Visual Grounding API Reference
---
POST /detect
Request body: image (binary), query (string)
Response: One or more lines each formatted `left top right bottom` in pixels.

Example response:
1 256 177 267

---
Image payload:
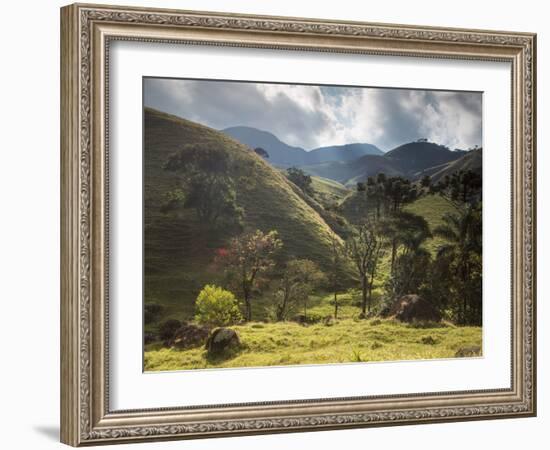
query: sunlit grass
144 318 481 371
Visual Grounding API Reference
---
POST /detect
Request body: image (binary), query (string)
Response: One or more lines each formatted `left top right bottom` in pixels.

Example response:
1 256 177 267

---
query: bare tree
274 260 325 321
345 221 385 316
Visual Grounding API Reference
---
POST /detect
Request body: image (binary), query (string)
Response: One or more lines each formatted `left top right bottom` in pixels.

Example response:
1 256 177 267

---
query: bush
158 319 182 341
195 285 242 327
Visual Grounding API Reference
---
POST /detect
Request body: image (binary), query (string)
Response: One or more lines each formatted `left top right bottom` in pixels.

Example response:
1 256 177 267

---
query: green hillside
404 194 457 256
310 176 350 207
429 149 482 183
144 108 341 319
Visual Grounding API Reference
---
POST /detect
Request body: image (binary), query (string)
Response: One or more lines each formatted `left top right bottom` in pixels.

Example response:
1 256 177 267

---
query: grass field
145 290 482 371
145 317 481 371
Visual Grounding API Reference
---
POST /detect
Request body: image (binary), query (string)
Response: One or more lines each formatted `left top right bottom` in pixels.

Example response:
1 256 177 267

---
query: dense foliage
194 285 243 327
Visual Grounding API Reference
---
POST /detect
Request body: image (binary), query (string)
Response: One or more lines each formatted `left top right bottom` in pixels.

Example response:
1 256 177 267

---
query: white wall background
0 0 546 449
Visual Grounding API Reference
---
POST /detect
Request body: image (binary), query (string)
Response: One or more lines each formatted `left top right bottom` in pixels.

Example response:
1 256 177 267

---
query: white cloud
144 78 482 151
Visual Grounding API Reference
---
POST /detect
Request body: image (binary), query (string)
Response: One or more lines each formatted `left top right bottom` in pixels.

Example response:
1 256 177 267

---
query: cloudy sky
144 78 482 152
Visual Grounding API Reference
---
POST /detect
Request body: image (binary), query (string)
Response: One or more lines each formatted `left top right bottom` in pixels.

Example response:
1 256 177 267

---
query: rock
205 328 240 355
420 335 438 345
168 323 210 349
455 346 482 357
323 316 335 326
292 314 309 325
158 319 182 341
389 294 441 323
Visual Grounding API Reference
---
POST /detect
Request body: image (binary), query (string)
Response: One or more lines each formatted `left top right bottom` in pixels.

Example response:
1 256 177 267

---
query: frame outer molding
61 3 536 446
61 4 80 446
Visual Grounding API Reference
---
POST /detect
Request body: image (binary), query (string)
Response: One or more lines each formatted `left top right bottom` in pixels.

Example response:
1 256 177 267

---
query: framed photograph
60 3 536 446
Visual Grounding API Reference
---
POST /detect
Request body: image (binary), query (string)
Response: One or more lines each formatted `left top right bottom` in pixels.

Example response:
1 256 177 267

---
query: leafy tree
432 169 482 209
383 177 418 212
163 143 242 227
381 211 431 274
273 259 325 321
253 147 269 159
433 204 482 325
345 221 386 316
385 249 431 300
357 174 420 221
159 188 186 214
421 175 431 188
194 285 242 327
287 167 313 196
218 230 282 321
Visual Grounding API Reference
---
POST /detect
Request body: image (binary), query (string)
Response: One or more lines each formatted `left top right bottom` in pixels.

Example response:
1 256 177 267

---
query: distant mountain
223 126 476 186
222 126 309 167
308 143 383 163
222 126 382 167
302 144 474 186
384 141 464 175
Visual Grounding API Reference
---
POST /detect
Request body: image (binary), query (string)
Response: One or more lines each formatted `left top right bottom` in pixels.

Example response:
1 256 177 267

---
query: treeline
284 167 483 325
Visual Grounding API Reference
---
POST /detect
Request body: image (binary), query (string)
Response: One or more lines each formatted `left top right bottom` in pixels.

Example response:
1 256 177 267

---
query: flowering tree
218 230 282 321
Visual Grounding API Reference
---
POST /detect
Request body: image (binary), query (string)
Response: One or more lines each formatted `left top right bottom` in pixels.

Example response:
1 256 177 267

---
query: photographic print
143 78 483 371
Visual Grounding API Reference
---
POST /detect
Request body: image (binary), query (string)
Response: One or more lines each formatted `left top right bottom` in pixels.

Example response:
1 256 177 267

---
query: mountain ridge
222 126 383 167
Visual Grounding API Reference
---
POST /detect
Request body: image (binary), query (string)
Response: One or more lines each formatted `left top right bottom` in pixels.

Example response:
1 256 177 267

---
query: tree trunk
367 284 373 313
390 239 397 274
244 290 252 321
361 274 367 315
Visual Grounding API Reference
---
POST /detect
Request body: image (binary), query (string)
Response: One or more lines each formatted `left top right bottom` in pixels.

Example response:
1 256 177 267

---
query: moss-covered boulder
205 327 240 356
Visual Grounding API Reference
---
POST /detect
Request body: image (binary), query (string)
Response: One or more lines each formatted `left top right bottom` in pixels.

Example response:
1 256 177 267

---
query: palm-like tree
434 204 482 325
384 212 432 299
382 211 432 273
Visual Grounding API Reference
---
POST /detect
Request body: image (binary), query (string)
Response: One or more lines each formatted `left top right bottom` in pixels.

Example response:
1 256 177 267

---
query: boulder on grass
389 294 441 323
158 319 182 341
205 328 240 356
168 323 210 349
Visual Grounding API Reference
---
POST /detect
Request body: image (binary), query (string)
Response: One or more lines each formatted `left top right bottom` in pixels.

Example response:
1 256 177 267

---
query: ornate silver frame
60 3 536 446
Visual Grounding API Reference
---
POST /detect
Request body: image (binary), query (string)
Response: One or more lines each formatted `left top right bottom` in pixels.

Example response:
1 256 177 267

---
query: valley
143 107 483 371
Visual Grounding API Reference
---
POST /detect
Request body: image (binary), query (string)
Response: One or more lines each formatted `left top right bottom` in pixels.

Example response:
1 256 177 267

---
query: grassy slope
404 194 457 255
145 108 341 320
145 318 482 370
430 149 482 183
310 176 350 206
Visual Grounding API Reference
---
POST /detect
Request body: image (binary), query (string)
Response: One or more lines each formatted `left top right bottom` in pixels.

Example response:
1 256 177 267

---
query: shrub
158 319 182 341
195 285 242 327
